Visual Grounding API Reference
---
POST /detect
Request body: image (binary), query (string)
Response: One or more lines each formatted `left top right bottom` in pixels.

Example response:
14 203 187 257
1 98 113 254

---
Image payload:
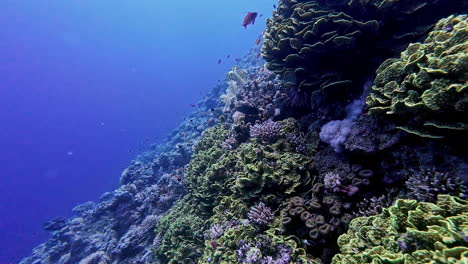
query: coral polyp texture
366 15 468 138
332 195 468 264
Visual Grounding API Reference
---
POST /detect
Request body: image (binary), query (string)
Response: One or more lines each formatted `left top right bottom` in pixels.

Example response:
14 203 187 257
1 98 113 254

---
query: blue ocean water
0 1 273 262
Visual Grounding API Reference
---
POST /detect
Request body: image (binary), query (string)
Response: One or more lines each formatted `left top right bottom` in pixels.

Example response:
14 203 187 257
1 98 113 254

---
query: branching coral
247 202 274 226
404 167 467 202
250 120 283 144
366 15 468 138
332 195 468 264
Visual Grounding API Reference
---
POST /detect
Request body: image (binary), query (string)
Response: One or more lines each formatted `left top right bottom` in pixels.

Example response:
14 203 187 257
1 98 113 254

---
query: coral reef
247 202 274 226
262 1 379 100
332 195 468 264
19 8 468 264
155 197 206 264
366 15 468 138
18 56 228 264
250 119 283 143
261 0 465 106
404 167 467 202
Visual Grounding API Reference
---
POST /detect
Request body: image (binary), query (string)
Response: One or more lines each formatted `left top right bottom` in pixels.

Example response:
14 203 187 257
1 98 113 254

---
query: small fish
217 59 221 64
255 38 261 45
273 4 276 8
259 14 263 18
235 58 240 62
190 104 196 107
242 12 258 28
227 54 230 59
256 52 261 59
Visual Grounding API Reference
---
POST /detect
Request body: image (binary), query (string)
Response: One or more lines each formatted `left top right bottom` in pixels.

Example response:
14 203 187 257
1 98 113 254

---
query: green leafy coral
156 121 320 263
185 121 313 215
332 195 468 264
366 15 468 138
262 1 379 94
155 197 206 264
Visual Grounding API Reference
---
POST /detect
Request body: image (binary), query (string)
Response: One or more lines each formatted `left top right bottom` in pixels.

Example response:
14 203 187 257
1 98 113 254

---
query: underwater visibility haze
2 0 468 264
1 0 272 262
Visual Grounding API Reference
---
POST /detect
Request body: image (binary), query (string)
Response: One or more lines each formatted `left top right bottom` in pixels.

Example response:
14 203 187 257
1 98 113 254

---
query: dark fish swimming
242 12 258 28
217 59 221 64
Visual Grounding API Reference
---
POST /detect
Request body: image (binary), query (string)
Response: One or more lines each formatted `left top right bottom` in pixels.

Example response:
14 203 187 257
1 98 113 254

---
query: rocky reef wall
20 2 468 264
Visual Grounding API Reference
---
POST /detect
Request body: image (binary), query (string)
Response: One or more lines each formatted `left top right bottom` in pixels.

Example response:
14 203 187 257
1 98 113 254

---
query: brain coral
262 1 379 99
332 194 468 264
366 15 468 138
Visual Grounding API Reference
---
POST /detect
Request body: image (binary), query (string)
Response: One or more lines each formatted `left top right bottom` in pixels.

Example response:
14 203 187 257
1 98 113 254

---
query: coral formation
247 202 274 226
366 15 468 138
332 195 468 264
155 198 206 264
19 8 468 264
262 1 379 99
404 167 467 202
250 119 283 143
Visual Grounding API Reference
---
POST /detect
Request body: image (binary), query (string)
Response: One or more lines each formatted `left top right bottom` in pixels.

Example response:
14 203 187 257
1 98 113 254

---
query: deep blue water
0 1 273 262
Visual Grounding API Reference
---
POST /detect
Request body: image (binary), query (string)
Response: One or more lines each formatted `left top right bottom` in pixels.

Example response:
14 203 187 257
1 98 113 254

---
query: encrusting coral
366 15 468 138
332 194 468 264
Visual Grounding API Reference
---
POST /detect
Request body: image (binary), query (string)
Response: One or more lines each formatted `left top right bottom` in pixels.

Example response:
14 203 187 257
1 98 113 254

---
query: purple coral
247 202 274 226
237 241 260 264
250 120 282 143
209 223 225 240
323 172 341 189
405 168 467 202
208 220 240 240
267 245 291 264
237 240 292 264
286 132 307 153
356 195 393 216
221 136 238 150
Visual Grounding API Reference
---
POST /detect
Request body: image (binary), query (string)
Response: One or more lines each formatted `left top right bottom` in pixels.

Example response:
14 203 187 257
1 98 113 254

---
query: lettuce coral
156 121 319 264
332 195 468 264
262 1 379 98
155 197 206 264
366 15 468 138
